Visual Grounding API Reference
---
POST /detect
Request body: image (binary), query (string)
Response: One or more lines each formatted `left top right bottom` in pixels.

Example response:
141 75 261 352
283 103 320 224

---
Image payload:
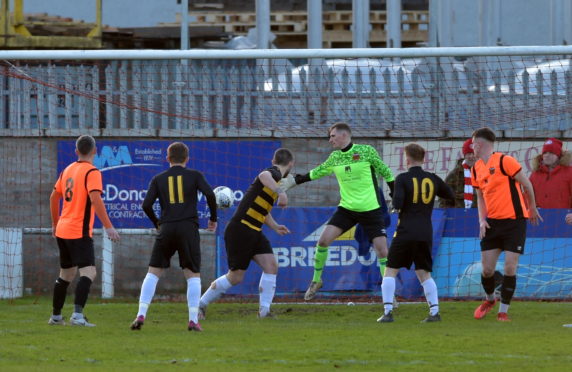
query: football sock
312 245 329 282
421 278 440 316
481 274 496 301
378 257 387 277
52 277 70 316
500 275 516 309
259 272 277 312
199 275 232 307
381 276 396 315
187 277 201 323
499 303 510 313
73 276 92 315
137 272 159 318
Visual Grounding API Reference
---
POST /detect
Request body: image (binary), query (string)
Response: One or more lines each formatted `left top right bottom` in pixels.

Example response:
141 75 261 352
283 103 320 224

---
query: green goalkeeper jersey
309 143 395 212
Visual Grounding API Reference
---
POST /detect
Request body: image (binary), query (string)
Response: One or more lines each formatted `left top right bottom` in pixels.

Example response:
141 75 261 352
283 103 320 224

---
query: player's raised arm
141 177 160 229
259 170 288 207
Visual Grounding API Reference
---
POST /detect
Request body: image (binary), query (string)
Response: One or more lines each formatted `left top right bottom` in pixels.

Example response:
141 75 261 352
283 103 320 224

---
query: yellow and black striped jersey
231 166 282 231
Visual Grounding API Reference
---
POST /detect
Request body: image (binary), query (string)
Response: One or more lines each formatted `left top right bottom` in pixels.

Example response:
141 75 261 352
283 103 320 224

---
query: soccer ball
214 186 235 209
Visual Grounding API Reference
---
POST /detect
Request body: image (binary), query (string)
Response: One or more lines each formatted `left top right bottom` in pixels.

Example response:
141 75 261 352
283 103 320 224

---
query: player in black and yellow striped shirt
199 148 294 318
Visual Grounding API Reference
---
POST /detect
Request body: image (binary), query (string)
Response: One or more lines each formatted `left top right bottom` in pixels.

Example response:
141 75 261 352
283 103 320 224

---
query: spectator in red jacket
529 138 572 208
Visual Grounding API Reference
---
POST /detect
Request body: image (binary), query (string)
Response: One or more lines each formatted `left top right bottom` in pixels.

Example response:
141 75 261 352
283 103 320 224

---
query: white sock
137 273 159 318
421 278 439 316
499 303 510 313
486 292 495 301
259 273 277 313
199 275 232 307
187 277 201 323
381 277 396 314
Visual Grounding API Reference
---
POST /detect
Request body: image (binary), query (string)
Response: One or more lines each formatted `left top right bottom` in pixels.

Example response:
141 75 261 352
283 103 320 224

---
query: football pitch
1 298 571 371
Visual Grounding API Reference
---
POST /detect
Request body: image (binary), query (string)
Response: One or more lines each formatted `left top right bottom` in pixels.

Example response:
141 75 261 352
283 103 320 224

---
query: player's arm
90 191 120 241
475 189 489 239
391 174 406 212
366 145 396 194
281 153 336 191
435 174 455 200
259 170 287 207
196 172 217 231
141 177 160 229
439 170 458 207
49 189 62 238
513 171 543 225
264 213 290 236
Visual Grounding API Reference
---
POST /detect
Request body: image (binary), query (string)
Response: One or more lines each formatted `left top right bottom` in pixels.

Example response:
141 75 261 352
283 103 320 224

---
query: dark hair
472 127 496 143
328 122 352 136
167 142 189 163
273 148 294 166
404 143 425 162
76 135 96 156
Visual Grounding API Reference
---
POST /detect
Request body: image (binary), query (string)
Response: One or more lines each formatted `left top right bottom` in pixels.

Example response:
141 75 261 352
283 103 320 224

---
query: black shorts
149 220 201 272
387 236 433 272
225 220 273 271
56 237 95 269
328 206 387 240
481 218 527 254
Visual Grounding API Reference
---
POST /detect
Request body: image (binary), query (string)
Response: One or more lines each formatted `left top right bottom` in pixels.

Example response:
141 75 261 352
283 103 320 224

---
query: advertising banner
57 140 281 228
216 207 446 298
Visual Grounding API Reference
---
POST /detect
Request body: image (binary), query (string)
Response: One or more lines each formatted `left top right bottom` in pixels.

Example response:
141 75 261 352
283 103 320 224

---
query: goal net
0 47 571 302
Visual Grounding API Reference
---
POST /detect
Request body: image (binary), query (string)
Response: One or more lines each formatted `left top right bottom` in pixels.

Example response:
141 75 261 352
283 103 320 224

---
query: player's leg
253 251 278 317
70 237 97 327
303 224 342 300
378 267 398 323
497 219 526 322
200 222 252 316
416 270 440 322
305 208 355 300
362 208 389 278
413 241 440 322
131 266 163 330
49 238 76 325
132 227 173 330
497 251 520 322
474 248 502 319
181 224 203 331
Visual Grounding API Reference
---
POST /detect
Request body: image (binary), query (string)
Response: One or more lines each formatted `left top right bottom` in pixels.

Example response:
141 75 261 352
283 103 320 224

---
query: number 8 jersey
392 166 454 241
53 161 103 239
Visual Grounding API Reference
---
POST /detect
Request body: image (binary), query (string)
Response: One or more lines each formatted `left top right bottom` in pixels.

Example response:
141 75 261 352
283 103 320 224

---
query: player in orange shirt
48 135 119 327
470 127 542 322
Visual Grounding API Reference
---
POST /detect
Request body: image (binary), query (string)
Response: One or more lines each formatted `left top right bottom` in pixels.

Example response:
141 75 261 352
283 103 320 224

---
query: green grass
1 298 571 371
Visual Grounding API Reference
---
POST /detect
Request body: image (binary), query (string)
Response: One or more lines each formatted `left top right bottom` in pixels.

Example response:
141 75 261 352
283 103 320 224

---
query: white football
214 186 235 209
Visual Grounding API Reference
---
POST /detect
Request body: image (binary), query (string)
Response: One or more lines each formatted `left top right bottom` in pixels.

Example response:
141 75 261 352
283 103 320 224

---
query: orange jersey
471 152 529 219
54 161 103 239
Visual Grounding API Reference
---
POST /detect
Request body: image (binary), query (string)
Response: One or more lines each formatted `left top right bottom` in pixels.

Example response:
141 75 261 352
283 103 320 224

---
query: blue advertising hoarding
57 140 281 228
216 207 571 299
216 207 446 298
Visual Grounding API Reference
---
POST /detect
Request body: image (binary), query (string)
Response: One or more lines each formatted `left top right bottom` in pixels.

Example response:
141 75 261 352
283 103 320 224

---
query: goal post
0 46 571 301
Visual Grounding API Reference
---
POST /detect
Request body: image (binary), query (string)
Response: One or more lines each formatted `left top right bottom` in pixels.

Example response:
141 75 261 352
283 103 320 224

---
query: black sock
74 276 93 314
501 275 517 305
481 275 496 296
52 277 70 316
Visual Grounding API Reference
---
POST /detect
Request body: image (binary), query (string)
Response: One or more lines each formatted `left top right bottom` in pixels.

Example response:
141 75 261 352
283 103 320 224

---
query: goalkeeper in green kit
281 122 395 300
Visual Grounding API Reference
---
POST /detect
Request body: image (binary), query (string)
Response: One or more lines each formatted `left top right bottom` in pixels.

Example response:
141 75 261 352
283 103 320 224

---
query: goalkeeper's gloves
279 174 297 192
